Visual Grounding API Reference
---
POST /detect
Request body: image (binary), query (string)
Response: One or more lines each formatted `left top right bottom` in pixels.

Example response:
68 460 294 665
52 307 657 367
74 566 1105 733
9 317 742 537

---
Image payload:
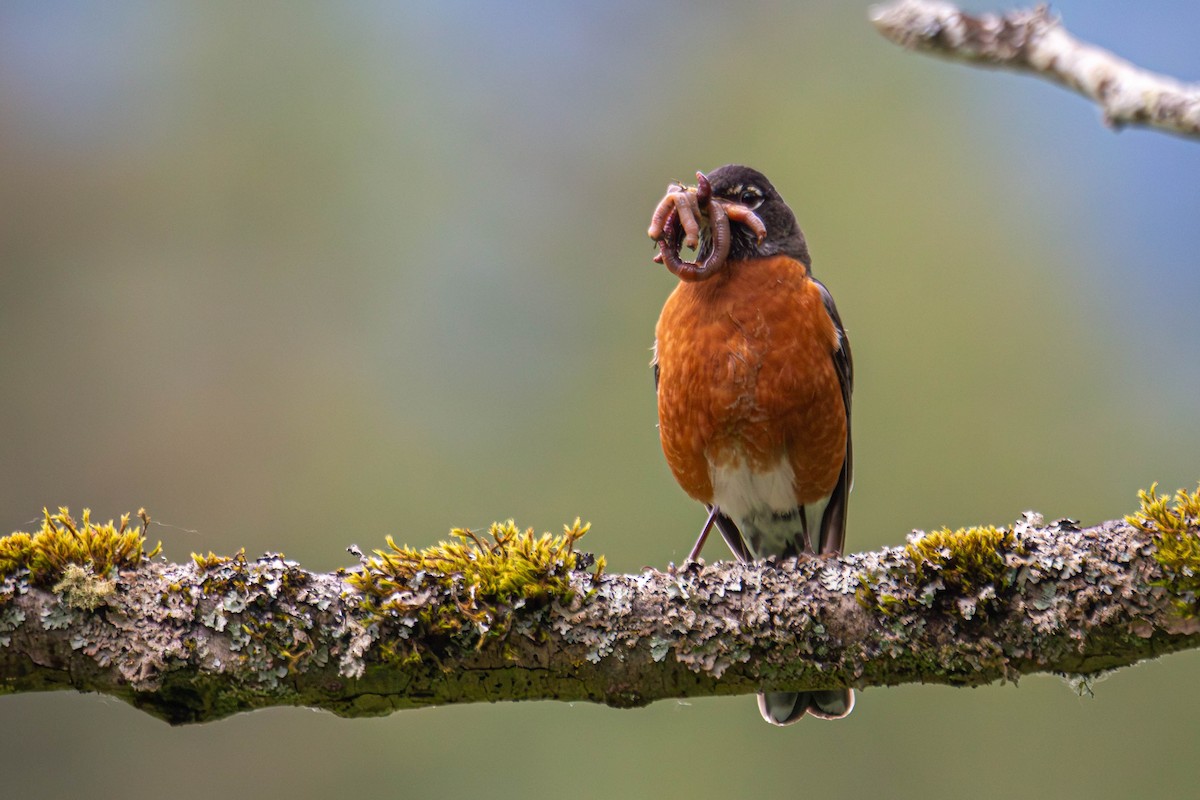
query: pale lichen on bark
871 0 1200 139
0 511 1198 725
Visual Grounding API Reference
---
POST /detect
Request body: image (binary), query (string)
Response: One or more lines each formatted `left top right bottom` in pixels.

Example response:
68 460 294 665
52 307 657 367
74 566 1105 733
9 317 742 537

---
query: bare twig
871 0 1200 139
0 512 1196 725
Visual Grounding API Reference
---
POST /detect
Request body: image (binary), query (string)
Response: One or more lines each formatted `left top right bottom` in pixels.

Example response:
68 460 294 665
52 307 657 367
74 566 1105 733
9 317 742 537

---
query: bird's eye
739 188 763 208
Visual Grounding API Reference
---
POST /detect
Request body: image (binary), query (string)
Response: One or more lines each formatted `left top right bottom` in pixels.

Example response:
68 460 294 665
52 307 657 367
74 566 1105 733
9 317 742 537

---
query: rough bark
871 0 1200 139
0 513 1195 725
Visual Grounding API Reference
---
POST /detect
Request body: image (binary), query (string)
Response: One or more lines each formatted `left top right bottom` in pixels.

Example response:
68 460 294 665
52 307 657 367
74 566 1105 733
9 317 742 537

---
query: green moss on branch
0 507 160 587
858 524 1020 619
344 519 604 663
1129 482 1200 617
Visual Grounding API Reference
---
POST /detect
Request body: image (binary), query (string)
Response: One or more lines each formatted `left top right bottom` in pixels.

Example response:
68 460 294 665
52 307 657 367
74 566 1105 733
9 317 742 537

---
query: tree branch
1 510 1197 725
870 0 1200 139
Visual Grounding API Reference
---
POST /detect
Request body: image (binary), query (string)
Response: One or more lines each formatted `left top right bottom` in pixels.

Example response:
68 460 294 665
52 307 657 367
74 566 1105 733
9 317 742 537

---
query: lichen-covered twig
871 0 1200 139
0 495 1198 726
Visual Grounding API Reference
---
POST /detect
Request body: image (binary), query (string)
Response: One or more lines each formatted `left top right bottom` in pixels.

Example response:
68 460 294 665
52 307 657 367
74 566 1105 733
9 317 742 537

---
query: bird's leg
686 505 720 564
797 507 814 556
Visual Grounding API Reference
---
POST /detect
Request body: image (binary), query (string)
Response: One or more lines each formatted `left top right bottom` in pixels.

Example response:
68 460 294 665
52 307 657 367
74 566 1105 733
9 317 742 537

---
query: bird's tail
758 689 854 725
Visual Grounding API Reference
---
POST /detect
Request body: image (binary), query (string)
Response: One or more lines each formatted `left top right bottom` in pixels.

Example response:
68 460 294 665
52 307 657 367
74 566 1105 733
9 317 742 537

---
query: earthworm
658 199 730 282
694 170 712 206
656 172 732 282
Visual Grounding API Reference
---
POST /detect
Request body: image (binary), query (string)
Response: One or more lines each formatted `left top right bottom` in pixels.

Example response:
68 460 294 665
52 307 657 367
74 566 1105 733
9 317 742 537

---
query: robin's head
705 165 811 267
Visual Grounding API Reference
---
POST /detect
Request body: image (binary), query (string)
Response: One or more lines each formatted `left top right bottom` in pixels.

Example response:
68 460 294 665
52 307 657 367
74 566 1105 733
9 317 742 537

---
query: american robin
648 164 854 724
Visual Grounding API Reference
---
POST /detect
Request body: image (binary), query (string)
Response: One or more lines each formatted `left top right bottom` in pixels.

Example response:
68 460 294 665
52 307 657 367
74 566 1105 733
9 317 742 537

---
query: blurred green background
2 2 1199 798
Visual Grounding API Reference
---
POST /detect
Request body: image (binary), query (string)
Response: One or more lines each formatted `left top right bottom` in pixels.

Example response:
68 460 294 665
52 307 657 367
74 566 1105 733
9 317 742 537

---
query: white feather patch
710 457 796 523
710 455 831 558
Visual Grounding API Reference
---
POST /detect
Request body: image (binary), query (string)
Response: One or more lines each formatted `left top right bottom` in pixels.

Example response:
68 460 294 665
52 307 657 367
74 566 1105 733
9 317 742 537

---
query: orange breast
654 255 846 506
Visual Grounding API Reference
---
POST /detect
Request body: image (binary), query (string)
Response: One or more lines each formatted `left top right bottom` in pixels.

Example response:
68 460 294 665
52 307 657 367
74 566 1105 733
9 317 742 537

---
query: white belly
710 455 829 558
710 457 796 524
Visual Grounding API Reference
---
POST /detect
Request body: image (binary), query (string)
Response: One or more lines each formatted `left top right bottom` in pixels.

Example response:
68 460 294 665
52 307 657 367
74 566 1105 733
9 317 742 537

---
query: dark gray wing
814 277 853 556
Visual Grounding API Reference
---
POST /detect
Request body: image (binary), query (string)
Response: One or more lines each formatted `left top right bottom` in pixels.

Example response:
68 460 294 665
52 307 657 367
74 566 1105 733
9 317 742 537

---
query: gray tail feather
758 689 854 725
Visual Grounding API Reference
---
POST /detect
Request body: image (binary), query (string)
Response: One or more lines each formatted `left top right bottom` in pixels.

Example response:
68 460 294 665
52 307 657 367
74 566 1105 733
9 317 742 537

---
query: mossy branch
1 491 1199 726
871 1 1200 140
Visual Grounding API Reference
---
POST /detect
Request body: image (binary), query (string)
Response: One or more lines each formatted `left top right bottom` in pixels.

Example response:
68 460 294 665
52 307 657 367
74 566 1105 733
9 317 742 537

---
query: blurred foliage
1 2 1199 799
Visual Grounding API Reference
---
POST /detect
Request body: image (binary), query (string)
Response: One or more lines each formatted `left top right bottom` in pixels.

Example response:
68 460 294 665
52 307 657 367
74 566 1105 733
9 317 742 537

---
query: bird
648 164 854 724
